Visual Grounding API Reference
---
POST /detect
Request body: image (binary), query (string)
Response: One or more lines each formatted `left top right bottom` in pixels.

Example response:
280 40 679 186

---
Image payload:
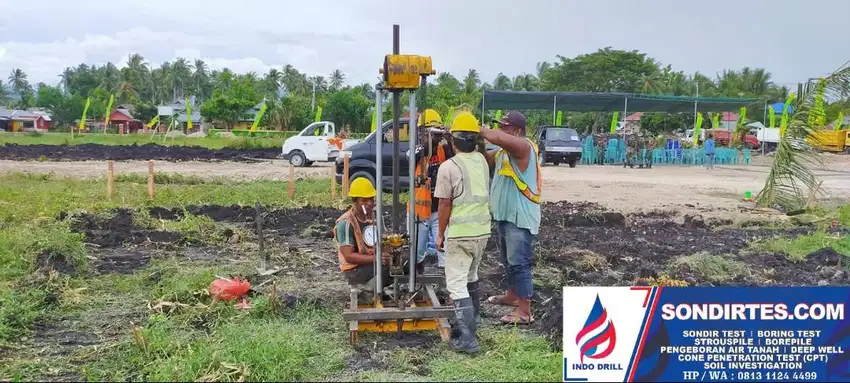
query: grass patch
751 232 850 262
672 252 750 283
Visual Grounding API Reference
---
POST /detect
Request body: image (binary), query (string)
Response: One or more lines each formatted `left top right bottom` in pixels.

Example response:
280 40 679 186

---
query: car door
379 121 411 187
303 122 329 161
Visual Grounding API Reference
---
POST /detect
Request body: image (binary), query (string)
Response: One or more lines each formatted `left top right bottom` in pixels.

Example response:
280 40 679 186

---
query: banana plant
756 69 850 210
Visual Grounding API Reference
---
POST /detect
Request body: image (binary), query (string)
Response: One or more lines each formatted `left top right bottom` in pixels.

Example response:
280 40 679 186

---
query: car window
301 123 324 136
383 123 410 143
546 129 579 141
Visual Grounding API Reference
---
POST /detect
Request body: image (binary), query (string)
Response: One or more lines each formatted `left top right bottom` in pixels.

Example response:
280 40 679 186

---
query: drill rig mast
342 24 452 345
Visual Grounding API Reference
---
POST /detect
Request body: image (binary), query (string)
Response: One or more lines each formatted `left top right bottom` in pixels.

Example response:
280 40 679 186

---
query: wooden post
330 165 337 199
147 160 155 200
288 163 295 198
342 154 350 196
107 161 114 199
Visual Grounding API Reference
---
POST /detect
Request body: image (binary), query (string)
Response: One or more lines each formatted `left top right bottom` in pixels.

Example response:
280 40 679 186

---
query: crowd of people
332 109 541 354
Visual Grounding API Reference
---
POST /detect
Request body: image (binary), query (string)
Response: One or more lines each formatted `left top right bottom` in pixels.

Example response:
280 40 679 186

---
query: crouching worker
334 177 391 302
435 112 491 354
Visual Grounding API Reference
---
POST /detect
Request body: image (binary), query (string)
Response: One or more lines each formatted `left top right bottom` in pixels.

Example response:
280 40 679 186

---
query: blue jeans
409 211 445 266
496 220 536 299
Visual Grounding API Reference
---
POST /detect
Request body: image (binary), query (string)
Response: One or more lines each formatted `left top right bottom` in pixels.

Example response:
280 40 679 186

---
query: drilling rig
342 24 453 344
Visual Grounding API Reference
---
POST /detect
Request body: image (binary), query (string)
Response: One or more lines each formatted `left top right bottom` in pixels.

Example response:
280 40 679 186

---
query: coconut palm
756 68 850 210
8 68 29 95
0 80 11 105
329 69 345 92
493 73 512 90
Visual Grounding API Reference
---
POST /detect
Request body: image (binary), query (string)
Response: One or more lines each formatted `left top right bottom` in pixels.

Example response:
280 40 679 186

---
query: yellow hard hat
349 177 376 198
450 112 480 133
418 109 443 127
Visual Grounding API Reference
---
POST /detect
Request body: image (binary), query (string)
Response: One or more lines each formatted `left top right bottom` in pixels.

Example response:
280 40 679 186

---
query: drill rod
374 88 384 300
407 92 417 293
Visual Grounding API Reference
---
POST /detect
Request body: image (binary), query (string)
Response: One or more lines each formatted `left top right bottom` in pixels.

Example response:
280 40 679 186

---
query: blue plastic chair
742 148 751 164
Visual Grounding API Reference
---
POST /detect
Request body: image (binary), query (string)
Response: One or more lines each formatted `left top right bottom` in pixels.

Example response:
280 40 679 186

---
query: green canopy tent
477 90 761 124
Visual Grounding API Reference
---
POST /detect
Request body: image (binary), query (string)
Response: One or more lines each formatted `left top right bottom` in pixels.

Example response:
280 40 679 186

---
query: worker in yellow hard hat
408 109 454 273
333 177 390 302
478 111 539 325
434 112 491 354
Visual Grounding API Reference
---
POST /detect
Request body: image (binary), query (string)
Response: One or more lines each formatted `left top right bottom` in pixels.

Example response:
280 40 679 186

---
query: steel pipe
408 92 417 292
374 88 384 298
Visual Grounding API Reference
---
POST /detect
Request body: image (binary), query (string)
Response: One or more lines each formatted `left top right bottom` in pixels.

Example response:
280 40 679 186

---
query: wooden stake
331 165 337 199
288 163 295 198
342 154 350 196
147 160 155 200
107 161 114 199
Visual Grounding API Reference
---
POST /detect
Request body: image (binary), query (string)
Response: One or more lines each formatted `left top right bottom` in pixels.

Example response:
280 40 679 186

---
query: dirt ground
4 153 849 218
41 203 849 364
0 143 282 162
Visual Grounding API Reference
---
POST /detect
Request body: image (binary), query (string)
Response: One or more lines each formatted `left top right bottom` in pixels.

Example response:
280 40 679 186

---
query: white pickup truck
281 121 362 167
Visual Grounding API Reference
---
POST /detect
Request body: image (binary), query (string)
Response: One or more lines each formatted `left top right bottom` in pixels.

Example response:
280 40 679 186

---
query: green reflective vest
446 152 491 239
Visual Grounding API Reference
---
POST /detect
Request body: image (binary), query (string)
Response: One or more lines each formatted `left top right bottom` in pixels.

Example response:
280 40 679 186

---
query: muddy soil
0 143 281 162
57 203 849 354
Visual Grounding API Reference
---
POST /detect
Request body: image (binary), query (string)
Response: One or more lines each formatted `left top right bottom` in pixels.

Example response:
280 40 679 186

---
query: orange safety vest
408 145 448 219
333 208 371 272
496 139 543 204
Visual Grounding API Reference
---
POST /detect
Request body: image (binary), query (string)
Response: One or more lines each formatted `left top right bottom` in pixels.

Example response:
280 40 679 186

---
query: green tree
200 77 261 129
323 89 370 132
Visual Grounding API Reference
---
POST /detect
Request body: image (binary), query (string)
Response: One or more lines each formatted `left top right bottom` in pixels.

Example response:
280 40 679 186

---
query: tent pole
762 102 767 156
622 97 628 151
694 83 699 136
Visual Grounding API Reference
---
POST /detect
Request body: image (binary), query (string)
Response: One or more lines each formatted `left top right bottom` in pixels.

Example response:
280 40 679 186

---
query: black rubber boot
467 281 481 329
449 298 480 354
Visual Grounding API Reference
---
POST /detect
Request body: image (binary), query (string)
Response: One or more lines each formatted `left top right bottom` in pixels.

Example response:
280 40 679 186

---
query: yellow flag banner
185 98 193 131
693 112 704 145
314 106 322 122
556 111 563 126
609 111 619 135
79 97 91 133
250 102 268 132
104 94 114 126
780 93 795 137
711 112 720 130
146 115 160 128
834 112 844 131
494 109 502 129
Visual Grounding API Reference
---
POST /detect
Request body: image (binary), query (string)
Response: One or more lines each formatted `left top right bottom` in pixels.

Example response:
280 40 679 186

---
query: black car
533 125 582 167
335 118 413 190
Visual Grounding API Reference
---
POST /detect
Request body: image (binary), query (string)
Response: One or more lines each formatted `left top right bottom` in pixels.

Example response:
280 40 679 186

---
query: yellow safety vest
446 153 491 239
496 139 542 204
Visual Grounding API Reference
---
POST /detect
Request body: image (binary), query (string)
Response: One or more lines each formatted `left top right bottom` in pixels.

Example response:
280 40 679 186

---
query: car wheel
350 171 376 190
289 151 306 167
553 161 560 166
569 160 577 168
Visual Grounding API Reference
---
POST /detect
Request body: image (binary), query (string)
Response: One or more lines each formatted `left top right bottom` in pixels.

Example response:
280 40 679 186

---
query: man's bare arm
340 246 374 265
437 199 452 247
478 126 531 172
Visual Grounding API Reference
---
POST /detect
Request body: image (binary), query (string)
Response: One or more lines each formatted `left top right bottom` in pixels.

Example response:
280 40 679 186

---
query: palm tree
192 59 209 100
462 69 480 94
493 73 512 90
329 69 345 92
9 68 29 95
171 58 192 100
756 68 850 210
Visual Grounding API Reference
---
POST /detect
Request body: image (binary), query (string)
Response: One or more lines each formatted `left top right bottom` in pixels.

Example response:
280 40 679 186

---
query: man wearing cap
334 177 391 302
435 112 491 354
478 111 541 325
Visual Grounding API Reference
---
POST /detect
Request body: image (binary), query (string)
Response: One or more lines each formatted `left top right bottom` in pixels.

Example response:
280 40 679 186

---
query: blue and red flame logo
575 294 617 363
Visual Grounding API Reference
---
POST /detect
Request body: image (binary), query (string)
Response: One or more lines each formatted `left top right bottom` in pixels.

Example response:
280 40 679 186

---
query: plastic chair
742 148 751 164
652 148 664 164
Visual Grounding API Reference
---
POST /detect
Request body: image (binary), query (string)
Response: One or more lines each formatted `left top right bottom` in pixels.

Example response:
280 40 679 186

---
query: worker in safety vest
434 112 491 354
408 109 454 272
478 111 540 325
333 177 391 301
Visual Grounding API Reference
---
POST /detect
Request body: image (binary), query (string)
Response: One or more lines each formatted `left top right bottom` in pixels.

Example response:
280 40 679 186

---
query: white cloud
1 0 848 90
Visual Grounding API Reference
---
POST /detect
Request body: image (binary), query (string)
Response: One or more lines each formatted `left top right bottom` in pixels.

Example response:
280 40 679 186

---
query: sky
1 0 848 90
